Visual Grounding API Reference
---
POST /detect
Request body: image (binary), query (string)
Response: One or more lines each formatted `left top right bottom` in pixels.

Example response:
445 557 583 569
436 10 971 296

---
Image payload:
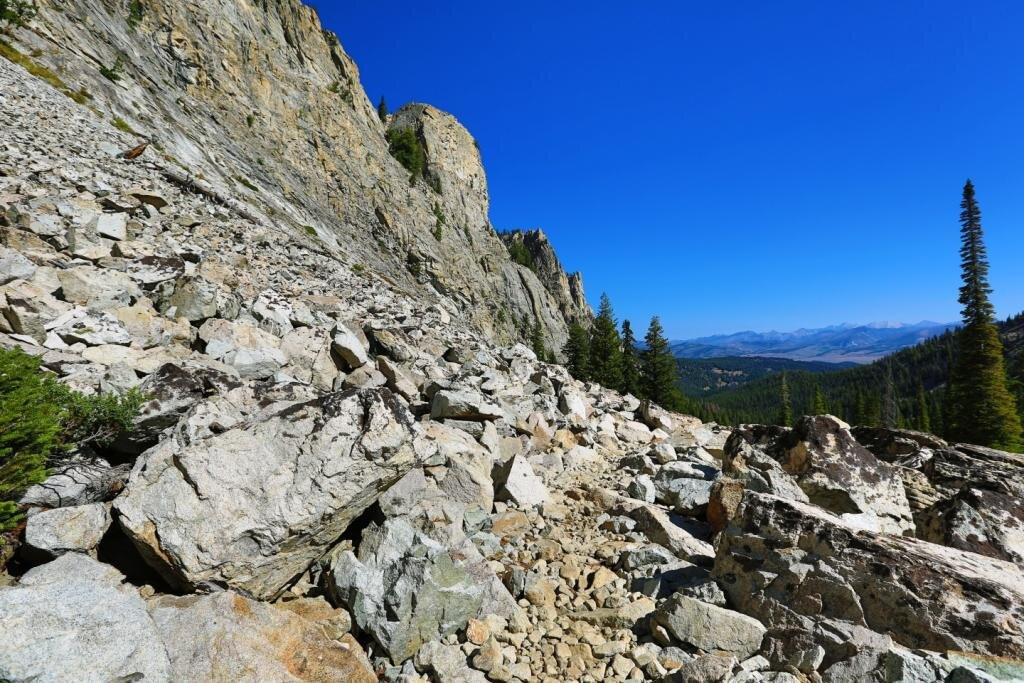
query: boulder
0 554 170 681
147 591 375 682
495 454 551 508
20 454 129 508
651 593 766 659
56 266 141 309
115 388 421 599
24 503 110 557
198 318 286 378
50 307 132 346
0 244 35 284
431 388 504 421
330 517 502 664
331 323 369 369
713 491 1024 661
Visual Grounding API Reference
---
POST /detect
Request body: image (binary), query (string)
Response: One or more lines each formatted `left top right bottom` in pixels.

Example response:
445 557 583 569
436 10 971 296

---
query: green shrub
0 0 36 28
504 236 535 271
100 55 123 82
0 348 143 535
126 0 144 29
385 127 425 185
246 114 255 128
112 116 140 136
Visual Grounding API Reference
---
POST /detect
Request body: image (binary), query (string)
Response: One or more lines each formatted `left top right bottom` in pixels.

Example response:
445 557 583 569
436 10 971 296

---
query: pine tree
946 180 1023 450
530 321 547 362
377 96 388 122
810 382 827 415
563 322 592 381
620 320 640 397
779 372 793 427
640 316 679 408
589 293 623 389
882 364 899 428
915 381 931 432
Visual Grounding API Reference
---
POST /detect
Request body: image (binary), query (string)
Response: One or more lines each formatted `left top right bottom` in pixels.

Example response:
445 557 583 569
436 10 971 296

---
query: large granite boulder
115 388 422 599
148 592 375 682
726 417 914 534
330 516 515 664
0 554 170 681
713 492 1024 664
24 503 111 558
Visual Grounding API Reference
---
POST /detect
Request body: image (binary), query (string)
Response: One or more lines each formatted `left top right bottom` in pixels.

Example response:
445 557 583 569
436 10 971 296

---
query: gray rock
332 323 369 369
714 491 1024 662
0 245 35 284
626 474 657 503
651 593 766 659
115 388 421 599
148 591 375 682
330 517 491 664
431 388 504 421
92 212 127 240
415 640 489 683
50 307 132 346
495 454 550 508
24 503 111 557
20 454 129 508
0 553 170 682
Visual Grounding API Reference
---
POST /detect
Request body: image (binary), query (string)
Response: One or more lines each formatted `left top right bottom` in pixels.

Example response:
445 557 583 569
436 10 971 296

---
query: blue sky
310 1 1024 338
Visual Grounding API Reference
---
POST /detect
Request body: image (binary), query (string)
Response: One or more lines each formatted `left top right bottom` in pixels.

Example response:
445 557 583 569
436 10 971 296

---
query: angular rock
651 593 766 659
0 554 170 681
198 317 286 378
330 517 493 664
148 591 375 682
0 244 35 284
431 388 504 421
714 491 1024 661
24 503 111 557
115 388 420 599
495 454 550 508
331 323 369 369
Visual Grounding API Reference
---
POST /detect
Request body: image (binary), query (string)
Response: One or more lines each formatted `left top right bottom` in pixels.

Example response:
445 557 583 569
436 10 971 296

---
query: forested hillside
690 312 1024 431
676 356 854 396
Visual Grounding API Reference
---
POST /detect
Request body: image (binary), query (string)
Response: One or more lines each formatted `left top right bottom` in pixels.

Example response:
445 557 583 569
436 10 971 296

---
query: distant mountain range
671 321 957 364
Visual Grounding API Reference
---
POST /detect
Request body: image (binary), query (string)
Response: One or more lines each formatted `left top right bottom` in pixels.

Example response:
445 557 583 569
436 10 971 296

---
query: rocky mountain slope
9 0 589 352
2 3 1024 683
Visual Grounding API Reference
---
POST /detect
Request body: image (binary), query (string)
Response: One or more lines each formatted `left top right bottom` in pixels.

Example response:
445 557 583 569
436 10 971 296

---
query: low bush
385 127 425 185
0 348 143 535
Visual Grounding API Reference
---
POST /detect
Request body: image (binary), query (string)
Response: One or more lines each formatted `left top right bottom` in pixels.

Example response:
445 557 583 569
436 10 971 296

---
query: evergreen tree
810 382 827 415
589 293 623 389
563 322 591 381
640 316 679 407
530 321 547 362
779 372 793 426
882 364 899 428
915 381 932 432
946 180 1023 450
620 320 640 396
377 96 388 122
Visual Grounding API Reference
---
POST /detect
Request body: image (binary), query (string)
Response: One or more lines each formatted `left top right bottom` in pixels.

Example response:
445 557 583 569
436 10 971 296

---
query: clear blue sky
310 1 1024 338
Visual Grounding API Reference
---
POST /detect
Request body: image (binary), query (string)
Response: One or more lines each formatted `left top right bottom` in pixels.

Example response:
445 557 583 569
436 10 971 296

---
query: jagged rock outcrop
499 229 591 326
14 0 584 350
714 492 1024 663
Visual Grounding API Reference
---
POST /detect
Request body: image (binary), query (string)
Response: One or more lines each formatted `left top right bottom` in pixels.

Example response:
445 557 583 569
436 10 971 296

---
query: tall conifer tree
810 383 827 415
563 322 591 381
640 316 679 407
779 373 793 427
589 294 623 389
620 320 641 396
946 180 1022 450
915 381 932 432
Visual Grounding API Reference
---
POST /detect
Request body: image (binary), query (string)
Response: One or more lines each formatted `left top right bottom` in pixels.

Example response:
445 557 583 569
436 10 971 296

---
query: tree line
694 181 1022 452
560 294 690 411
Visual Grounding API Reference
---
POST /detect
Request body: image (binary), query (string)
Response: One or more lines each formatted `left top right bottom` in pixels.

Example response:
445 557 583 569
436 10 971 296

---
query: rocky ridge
1 4 1024 683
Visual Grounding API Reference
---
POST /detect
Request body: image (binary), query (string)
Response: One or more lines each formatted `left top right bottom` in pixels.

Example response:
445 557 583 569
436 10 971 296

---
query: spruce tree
377 96 388 122
530 321 547 362
915 381 931 432
640 316 679 408
882 364 899 428
563 322 591 381
810 382 827 415
589 293 623 389
946 180 1023 450
779 372 793 426
620 320 640 397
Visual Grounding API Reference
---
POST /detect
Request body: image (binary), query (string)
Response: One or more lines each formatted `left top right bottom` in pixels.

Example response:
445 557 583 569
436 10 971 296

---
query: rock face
115 388 422 599
0 554 171 682
714 492 1024 662
498 229 591 327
